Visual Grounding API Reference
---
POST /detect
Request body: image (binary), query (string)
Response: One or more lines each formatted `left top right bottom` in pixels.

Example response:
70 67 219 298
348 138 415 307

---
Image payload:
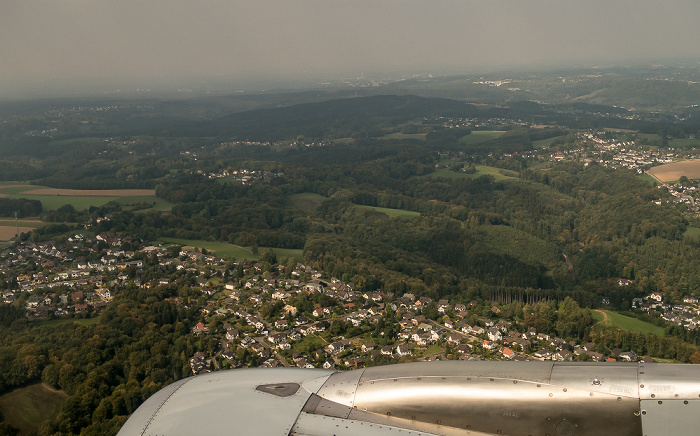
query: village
1 230 693 378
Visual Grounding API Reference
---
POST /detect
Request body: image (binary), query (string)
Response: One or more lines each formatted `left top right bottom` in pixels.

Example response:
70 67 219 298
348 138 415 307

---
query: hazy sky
1 0 699 98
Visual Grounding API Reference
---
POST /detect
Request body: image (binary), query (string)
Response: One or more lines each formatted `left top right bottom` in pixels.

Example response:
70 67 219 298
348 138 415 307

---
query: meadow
358 205 420 219
458 130 505 145
423 164 516 181
0 384 67 434
592 310 665 336
288 192 327 213
0 183 164 212
159 238 304 261
683 227 700 238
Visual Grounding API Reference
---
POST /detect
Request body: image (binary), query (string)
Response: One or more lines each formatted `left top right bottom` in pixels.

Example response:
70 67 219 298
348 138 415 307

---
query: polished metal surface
316 367 365 407
550 362 640 398
640 399 700 436
351 367 642 436
119 361 700 436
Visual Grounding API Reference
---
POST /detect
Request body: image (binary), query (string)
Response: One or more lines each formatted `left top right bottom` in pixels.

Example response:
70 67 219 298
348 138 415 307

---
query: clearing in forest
592 310 665 335
0 383 67 434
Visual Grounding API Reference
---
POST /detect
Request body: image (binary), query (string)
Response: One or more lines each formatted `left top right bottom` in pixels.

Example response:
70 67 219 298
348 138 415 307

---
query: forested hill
147 95 639 141
167 95 480 140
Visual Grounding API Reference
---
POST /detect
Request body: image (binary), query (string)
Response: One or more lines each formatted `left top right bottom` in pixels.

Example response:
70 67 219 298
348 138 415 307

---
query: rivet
490 378 495 381
547 417 551 421
467 425 471 429
371 381 374 384
651 394 655 398
684 400 689 405
642 411 647 415
467 377 471 380
417 377 421 380
634 411 641 416
618 397 622 402
387 412 391 416
563 388 568 392
549 393 553 397
590 392 594 396
537 384 541 387
513 380 518 384
658 401 663 405
675 394 679 398
640 384 645 388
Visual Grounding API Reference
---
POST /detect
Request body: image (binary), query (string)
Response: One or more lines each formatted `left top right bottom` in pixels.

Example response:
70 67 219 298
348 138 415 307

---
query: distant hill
178 95 482 141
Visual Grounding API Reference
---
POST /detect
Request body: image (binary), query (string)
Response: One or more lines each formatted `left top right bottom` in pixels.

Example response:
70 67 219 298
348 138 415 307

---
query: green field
159 238 304 262
160 238 258 260
9 194 115 211
684 227 700 238
423 164 515 181
288 192 327 213
358 205 420 219
459 130 505 145
423 343 445 356
109 195 173 213
532 135 566 149
669 138 700 148
593 310 665 335
0 383 67 434
33 317 100 328
1 184 167 212
0 220 45 228
380 132 427 141
637 173 658 185
0 186 43 195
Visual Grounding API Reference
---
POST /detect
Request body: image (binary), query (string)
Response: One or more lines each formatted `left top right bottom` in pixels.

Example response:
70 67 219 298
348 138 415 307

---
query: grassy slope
683 227 700 238
593 310 665 336
425 165 516 181
357 205 420 219
158 238 304 262
637 174 657 185
160 238 258 260
32 318 100 328
288 193 327 213
0 384 67 434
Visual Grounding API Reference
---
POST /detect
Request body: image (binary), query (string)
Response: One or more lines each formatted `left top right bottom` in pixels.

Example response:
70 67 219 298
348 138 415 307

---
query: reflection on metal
256 383 301 397
118 361 700 436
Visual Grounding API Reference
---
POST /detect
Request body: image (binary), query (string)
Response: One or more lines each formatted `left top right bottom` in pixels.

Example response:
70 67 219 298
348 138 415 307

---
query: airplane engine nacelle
117 361 700 436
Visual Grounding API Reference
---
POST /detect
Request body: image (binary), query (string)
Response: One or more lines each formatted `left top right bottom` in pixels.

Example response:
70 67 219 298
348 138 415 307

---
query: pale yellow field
0 226 34 240
648 160 700 182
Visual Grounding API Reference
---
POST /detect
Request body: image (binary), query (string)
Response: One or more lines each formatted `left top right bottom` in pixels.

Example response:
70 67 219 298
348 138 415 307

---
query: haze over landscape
2 0 700 98
6 2 700 435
